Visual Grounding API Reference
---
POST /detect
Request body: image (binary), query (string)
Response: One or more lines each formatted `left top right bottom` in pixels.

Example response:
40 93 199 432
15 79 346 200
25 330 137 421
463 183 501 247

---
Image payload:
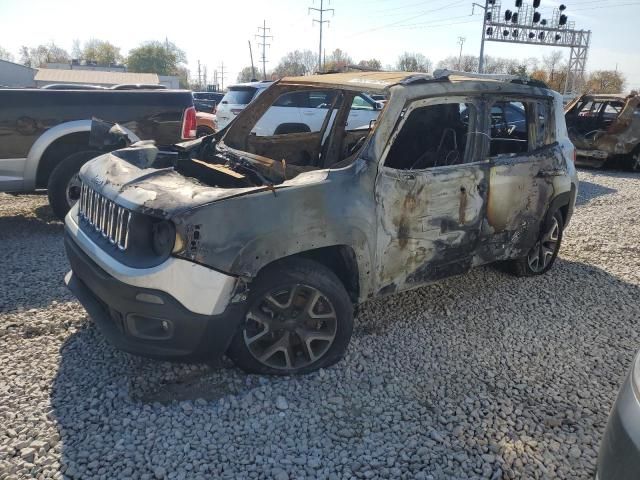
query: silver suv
64 71 578 375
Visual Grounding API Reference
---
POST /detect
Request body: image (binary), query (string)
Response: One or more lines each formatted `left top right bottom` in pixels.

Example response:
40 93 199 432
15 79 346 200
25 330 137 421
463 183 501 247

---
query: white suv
252 90 381 136
216 81 272 130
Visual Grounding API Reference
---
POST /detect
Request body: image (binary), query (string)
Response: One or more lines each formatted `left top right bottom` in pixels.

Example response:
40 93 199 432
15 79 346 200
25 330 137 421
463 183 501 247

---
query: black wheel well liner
546 184 576 230
36 131 91 188
257 245 360 304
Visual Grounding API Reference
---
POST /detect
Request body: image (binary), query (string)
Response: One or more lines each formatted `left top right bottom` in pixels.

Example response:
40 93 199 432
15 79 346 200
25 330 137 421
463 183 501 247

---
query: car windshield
223 88 257 105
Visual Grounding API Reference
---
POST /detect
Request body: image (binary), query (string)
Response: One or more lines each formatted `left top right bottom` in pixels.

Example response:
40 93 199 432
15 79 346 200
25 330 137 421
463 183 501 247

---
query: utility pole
471 0 489 73
457 36 466 70
203 65 208 90
256 20 272 80
248 40 257 80
217 62 226 90
197 59 202 89
309 0 334 72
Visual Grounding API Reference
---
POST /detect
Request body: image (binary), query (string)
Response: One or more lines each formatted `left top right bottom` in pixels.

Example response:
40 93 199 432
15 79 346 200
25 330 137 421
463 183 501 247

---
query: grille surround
78 183 132 250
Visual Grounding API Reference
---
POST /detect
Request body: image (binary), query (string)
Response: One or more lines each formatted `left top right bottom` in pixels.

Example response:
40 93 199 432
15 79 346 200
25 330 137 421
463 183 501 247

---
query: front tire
227 258 354 375
47 150 102 220
509 210 564 277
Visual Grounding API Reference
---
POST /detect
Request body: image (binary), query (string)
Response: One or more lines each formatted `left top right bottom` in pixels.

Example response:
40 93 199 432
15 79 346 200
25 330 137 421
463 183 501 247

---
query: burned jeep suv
64 71 578 375
565 93 640 170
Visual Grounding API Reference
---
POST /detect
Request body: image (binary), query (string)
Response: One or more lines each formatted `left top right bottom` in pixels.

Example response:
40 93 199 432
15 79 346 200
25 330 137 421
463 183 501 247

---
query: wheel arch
545 183 575 230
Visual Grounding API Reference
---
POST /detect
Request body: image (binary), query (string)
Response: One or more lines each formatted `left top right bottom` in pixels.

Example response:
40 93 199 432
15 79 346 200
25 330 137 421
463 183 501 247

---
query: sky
1 0 639 91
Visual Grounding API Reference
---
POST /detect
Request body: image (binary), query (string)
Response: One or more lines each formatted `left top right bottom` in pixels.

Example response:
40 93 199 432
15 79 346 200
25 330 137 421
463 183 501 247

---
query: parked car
215 81 273 129
64 71 578 375
196 111 217 137
41 84 107 90
0 88 195 219
565 93 640 170
596 349 640 479
193 91 224 113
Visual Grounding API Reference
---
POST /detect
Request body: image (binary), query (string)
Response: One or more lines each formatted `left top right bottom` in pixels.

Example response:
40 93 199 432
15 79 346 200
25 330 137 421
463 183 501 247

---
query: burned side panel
374 164 488 296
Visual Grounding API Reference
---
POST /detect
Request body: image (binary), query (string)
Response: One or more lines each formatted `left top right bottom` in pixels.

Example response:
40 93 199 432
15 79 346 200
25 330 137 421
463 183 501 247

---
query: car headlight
151 220 177 257
632 351 640 398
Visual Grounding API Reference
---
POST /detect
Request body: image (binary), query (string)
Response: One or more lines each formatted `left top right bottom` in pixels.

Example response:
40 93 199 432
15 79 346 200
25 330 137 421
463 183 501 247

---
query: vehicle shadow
49 257 640 478
576 180 617 207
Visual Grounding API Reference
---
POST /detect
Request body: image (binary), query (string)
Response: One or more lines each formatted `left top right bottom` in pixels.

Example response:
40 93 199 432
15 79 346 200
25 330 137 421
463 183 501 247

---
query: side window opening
489 101 528 157
534 100 554 149
384 102 476 170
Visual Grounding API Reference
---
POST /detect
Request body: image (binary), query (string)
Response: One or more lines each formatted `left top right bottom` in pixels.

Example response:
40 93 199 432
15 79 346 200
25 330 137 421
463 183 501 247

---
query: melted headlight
151 220 176 258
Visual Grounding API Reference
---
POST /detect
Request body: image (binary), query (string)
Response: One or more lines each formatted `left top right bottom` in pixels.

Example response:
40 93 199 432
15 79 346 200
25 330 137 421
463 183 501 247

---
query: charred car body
565 93 640 170
64 71 578 374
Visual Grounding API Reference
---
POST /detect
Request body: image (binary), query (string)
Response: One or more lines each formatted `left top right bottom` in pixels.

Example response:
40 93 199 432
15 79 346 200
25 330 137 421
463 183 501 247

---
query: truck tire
227 258 354 375
47 150 102 220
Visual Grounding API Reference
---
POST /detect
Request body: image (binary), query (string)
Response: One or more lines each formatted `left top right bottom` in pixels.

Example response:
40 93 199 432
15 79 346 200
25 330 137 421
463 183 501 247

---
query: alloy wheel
527 216 560 273
243 284 338 371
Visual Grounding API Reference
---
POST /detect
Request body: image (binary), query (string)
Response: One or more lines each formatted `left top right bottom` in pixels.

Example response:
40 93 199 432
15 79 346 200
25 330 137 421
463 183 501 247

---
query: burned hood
78 144 267 218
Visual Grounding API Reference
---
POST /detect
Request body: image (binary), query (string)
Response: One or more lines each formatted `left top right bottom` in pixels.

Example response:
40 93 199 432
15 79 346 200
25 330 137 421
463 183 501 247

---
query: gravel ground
1 169 639 480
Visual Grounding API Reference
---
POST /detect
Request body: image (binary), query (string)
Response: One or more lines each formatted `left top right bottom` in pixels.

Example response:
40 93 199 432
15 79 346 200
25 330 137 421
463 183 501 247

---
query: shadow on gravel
48 257 640 478
576 180 617 207
0 212 63 237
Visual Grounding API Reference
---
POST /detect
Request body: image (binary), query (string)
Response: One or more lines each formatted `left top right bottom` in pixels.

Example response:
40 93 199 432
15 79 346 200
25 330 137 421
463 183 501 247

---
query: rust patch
458 186 467 225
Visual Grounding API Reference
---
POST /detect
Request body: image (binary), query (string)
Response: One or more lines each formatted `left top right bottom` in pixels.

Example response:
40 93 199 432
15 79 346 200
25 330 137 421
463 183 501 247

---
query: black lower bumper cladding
64 232 245 360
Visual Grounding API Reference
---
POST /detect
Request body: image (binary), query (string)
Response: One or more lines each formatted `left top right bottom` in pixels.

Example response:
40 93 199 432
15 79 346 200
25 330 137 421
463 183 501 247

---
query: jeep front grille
78 184 131 250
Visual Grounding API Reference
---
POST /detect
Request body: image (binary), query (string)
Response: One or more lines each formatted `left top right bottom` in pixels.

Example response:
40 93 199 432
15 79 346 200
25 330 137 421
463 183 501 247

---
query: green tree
0 45 14 62
19 43 70 67
81 39 122 65
126 41 186 75
396 52 432 73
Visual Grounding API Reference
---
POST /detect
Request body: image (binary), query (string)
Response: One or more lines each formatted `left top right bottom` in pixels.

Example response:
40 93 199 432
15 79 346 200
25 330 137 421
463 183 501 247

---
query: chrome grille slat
78 183 132 250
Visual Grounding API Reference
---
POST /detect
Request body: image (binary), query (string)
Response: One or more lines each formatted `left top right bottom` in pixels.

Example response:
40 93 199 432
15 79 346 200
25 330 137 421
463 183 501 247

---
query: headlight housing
151 220 177 258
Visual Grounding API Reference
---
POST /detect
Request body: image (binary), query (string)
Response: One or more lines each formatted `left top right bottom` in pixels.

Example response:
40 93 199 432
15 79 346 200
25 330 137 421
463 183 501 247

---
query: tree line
239 48 628 95
1 40 190 88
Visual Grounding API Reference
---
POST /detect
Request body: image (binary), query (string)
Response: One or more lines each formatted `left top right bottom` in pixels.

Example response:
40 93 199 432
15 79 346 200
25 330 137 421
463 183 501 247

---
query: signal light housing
559 14 568 26
533 0 541 7
505 9 512 21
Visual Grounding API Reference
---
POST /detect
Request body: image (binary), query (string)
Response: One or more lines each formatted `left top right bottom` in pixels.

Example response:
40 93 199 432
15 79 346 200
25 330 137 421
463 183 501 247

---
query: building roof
0 58 36 72
34 68 159 86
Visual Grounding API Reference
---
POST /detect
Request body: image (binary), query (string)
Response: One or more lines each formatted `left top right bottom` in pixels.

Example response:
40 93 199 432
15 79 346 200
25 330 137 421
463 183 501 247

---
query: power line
309 0 334 72
256 20 272 80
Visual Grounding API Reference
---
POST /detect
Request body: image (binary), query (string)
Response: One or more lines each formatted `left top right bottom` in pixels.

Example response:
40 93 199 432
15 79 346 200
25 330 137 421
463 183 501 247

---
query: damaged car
565 92 640 170
64 71 578 375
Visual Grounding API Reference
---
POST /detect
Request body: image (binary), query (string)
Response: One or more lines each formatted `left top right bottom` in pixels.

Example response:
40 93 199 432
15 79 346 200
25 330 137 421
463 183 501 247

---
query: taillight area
572 148 576 164
181 106 197 139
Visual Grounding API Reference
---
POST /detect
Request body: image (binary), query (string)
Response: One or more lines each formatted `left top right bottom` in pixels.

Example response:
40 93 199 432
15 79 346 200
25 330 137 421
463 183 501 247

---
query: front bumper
64 232 246 359
596 355 640 479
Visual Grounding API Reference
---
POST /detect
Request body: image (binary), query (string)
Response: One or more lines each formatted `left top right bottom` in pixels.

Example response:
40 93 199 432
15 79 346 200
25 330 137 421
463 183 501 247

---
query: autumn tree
396 52 432 73
272 50 317 78
126 41 186 76
586 70 626 94
20 43 70 67
81 39 122 65
324 49 352 72
357 58 382 71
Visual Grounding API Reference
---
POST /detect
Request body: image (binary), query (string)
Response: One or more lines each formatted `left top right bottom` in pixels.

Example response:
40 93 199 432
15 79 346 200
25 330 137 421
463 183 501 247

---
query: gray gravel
1 169 639 480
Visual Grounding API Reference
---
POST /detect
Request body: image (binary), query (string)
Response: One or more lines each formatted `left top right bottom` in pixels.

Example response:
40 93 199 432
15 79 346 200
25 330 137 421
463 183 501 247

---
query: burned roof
281 71 428 92
280 70 549 93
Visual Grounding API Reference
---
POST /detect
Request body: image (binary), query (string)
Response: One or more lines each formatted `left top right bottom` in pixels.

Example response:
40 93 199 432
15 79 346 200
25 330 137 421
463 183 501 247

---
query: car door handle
536 168 564 178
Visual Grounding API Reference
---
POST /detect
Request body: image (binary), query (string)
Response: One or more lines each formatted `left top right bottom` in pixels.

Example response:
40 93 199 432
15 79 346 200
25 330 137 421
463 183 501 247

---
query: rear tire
508 210 564 277
227 258 354 375
47 150 102 220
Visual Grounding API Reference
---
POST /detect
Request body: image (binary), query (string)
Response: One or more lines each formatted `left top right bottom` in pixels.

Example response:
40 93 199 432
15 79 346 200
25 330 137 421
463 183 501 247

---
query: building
34 69 180 89
0 59 36 87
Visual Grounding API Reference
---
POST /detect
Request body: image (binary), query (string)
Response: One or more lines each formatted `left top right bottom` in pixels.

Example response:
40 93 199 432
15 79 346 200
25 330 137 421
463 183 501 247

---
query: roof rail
432 69 549 88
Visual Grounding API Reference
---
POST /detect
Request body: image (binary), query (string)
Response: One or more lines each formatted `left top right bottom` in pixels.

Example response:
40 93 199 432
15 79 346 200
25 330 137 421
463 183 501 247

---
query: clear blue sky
1 0 639 90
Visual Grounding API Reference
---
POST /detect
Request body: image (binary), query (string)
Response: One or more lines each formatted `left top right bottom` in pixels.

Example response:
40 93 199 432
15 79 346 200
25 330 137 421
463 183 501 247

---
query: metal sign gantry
474 1 591 94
